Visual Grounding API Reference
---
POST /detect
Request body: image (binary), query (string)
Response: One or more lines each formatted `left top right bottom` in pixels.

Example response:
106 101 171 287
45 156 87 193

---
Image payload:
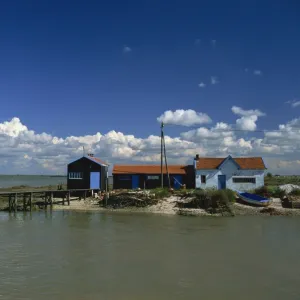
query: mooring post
14 193 18 212
30 192 33 211
8 194 12 212
23 193 26 211
44 192 47 209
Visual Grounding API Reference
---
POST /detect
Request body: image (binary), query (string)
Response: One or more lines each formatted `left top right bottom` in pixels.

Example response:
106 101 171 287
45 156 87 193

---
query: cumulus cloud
0 117 201 174
123 46 132 53
198 82 206 88
232 106 265 131
211 76 219 85
157 109 212 126
231 106 265 117
2 110 300 175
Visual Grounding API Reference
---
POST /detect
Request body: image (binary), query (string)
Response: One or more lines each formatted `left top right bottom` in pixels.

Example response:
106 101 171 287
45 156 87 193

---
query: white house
194 155 266 191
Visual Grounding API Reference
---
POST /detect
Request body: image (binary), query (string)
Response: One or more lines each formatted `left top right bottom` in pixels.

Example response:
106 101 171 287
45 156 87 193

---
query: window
147 176 159 180
119 175 131 180
201 175 206 184
69 172 83 179
233 177 256 184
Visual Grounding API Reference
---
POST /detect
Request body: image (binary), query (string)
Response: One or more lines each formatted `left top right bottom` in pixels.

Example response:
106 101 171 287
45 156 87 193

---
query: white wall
195 158 265 191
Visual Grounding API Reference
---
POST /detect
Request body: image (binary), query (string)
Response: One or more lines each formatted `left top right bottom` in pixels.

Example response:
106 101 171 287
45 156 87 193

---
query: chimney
194 154 199 169
88 153 94 157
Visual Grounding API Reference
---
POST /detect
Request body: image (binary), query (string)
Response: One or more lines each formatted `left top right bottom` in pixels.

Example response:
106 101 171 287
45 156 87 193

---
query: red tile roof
196 157 266 170
113 165 187 175
86 156 108 166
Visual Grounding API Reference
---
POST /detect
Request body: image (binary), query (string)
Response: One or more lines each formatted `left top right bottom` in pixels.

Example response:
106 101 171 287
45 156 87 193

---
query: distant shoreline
0 175 66 177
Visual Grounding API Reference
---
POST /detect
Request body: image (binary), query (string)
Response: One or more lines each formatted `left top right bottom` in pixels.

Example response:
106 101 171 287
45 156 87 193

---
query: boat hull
238 193 272 207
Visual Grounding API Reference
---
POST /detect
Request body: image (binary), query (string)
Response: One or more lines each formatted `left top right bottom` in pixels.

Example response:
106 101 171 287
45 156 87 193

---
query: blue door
173 175 182 189
218 175 226 190
132 175 139 189
90 172 100 189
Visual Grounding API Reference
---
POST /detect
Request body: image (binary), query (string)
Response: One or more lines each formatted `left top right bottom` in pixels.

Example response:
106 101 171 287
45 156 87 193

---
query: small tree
266 172 273 178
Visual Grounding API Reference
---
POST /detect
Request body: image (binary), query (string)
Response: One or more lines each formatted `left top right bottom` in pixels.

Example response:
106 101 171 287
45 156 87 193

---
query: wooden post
67 191 70 205
8 194 12 212
30 193 33 211
14 193 18 212
50 192 53 206
23 193 26 211
44 192 47 209
62 193 65 205
84 190 86 200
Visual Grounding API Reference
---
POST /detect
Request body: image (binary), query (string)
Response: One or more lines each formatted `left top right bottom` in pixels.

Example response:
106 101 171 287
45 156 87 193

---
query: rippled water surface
0 212 299 300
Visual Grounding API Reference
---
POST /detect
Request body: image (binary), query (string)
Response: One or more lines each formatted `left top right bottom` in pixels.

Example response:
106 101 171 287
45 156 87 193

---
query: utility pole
163 133 171 189
161 122 164 188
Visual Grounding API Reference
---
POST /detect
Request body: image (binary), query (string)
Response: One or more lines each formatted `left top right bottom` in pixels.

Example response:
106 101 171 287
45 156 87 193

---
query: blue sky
1 0 300 174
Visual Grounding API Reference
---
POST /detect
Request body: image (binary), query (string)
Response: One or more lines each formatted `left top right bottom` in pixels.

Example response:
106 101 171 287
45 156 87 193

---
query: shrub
289 188 300 196
254 186 270 197
224 189 236 202
150 188 170 199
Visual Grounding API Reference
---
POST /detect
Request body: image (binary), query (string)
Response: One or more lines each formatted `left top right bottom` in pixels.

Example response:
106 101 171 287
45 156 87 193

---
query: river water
0 212 299 300
0 175 66 188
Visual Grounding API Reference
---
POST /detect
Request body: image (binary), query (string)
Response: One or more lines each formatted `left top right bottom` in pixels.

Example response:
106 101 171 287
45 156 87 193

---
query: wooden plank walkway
0 189 94 212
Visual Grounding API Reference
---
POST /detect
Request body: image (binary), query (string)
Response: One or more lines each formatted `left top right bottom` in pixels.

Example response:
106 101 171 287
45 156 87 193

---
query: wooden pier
0 189 94 212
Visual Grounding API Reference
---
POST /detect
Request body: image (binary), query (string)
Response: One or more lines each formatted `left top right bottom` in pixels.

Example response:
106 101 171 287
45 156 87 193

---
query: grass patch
179 188 235 216
149 188 170 199
265 175 300 187
252 186 285 198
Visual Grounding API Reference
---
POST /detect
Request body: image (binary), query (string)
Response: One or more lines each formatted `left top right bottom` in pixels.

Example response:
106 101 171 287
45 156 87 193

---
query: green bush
150 188 170 199
254 186 285 198
224 189 236 202
289 188 300 196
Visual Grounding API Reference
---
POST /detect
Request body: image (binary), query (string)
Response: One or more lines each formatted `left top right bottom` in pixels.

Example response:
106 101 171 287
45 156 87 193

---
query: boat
237 191 272 207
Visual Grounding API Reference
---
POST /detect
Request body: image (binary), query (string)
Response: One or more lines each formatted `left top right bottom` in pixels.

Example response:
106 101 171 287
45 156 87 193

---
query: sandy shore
51 196 300 216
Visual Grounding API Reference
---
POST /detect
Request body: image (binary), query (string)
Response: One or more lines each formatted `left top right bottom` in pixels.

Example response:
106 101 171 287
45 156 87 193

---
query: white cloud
3 110 300 175
211 39 216 47
231 106 266 117
286 99 300 108
157 109 212 126
245 68 249 72
198 82 206 88
211 76 219 85
232 106 265 131
253 70 262 76
123 46 132 53
0 117 28 137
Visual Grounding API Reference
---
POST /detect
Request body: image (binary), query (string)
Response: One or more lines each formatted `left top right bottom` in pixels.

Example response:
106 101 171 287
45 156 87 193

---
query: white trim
69 172 83 179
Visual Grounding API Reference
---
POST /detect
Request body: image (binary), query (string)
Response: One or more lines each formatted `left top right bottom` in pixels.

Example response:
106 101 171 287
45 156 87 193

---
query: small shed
67 154 108 190
112 165 195 190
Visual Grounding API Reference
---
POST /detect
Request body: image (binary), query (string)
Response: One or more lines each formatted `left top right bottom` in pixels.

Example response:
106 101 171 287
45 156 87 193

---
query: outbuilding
67 154 108 190
194 155 266 191
112 165 195 190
